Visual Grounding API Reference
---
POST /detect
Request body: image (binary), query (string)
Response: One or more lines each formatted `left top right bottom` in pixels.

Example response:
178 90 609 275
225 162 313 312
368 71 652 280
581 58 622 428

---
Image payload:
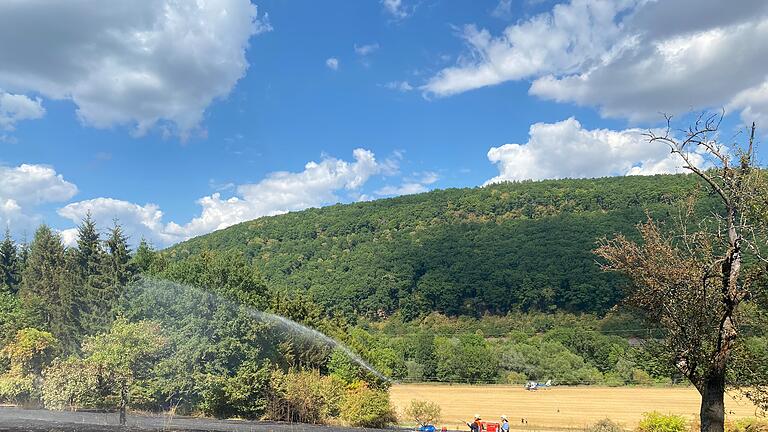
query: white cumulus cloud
424 0 768 124
58 198 170 247
58 149 386 246
424 0 634 97
0 92 45 130
485 118 703 184
0 164 78 206
0 0 269 136
0 164 78 232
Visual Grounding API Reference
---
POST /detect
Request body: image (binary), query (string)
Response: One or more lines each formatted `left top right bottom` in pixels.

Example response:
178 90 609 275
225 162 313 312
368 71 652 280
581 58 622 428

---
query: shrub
602 372 625 387
636 412 687 432
505 371 527 384
266 369 346 424
0 328 56 406
222 361 271 419
198 362 271 420
630 369 654 386
340 381 397 428
727 418 768 432
41 358 101 410
1 328 56 376
0 373 36 405
587 418 623 432
405 399 441 426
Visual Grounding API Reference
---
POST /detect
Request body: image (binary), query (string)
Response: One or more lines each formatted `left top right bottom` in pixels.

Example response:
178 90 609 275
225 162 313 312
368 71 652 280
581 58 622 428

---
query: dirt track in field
390 384 762 431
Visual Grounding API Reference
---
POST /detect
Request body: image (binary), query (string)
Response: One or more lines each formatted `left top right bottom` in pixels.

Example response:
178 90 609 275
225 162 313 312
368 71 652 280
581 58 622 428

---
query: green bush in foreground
41 358 100 410
340 381 397 428
727 418 768 432
266 369 345 424
405 399 441 426
636 412 687 432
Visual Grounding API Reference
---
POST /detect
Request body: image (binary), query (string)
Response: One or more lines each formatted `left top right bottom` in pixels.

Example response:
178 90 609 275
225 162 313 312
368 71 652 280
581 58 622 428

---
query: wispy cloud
326 57 340 71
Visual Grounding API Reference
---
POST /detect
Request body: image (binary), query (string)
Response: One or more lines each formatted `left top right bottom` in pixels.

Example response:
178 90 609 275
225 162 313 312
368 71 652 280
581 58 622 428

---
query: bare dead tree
596 113 768 432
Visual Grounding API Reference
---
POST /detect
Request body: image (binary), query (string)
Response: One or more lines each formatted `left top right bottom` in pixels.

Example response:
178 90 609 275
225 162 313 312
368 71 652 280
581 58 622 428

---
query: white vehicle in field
524 379 552 390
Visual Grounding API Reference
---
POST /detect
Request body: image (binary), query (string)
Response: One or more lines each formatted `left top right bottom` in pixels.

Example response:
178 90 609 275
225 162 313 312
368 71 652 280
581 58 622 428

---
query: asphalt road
0 407 388 432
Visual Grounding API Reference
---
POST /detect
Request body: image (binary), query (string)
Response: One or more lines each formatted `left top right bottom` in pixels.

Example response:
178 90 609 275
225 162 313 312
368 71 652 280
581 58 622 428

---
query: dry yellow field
390 384 762 431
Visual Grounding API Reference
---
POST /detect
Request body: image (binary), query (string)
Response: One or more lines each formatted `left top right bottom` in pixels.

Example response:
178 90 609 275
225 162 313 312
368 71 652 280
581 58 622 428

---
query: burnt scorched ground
0 407 387 432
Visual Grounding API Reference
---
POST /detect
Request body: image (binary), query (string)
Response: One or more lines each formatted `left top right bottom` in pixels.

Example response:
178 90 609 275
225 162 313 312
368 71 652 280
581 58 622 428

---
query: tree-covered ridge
167 174 708 318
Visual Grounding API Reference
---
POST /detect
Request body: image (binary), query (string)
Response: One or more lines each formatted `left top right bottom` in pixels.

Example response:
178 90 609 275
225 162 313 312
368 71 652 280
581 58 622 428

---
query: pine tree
71 212 108 336
19 225 76 350
104 221 132 317
17 233 29 272
131 238 156 274
0 228 20 294
75 212 103 274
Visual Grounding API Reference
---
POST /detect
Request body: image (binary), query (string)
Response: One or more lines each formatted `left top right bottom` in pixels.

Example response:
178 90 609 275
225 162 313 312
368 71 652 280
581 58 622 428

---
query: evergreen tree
72 213 108 335
0 229 20 294
131 238 156 274
104 221 132 316
17 234 29 274
19 225 76 350
74 212 104 274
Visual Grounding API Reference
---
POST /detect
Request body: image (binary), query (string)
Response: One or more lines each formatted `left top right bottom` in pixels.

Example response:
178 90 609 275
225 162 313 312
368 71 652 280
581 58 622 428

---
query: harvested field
390 384 762 431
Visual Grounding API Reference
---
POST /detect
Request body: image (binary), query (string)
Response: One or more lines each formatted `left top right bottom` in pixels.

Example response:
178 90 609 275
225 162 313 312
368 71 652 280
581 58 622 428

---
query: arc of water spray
249 310 390 382
130 278 390 382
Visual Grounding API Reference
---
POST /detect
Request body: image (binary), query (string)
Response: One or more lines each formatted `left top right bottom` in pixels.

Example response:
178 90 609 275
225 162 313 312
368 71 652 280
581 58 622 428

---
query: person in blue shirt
501 416 510 432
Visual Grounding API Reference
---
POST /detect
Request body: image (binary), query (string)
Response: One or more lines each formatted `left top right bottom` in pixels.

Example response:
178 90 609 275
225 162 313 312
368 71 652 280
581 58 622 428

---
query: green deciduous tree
435 334 498 383
0 328 56 405
81 318 166 424
405 399 441 426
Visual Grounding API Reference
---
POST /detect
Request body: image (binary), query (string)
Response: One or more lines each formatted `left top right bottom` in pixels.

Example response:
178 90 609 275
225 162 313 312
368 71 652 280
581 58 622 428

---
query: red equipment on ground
480 422 501 432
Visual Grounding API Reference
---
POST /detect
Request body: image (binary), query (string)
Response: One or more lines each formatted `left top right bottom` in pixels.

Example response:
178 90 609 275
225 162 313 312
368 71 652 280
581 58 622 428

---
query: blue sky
1 0 766 247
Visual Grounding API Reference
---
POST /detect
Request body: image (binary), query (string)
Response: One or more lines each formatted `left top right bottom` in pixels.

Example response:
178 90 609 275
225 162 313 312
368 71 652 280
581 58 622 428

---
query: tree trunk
119 383 127 426
700 370 726 432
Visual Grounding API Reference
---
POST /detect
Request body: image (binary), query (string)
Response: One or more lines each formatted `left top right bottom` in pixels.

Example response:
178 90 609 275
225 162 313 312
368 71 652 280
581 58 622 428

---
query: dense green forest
1 175 766 425
167 174 709 318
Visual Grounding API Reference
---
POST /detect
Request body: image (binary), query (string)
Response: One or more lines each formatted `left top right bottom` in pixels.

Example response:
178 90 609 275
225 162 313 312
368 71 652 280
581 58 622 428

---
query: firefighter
467 415 482 432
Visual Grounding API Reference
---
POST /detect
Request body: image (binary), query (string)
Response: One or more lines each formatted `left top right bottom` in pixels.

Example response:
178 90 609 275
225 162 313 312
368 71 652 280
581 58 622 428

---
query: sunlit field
391 384 761 430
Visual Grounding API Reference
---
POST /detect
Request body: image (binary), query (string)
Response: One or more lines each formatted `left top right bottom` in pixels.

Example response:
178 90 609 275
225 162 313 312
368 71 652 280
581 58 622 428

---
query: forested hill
166 174 706 319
